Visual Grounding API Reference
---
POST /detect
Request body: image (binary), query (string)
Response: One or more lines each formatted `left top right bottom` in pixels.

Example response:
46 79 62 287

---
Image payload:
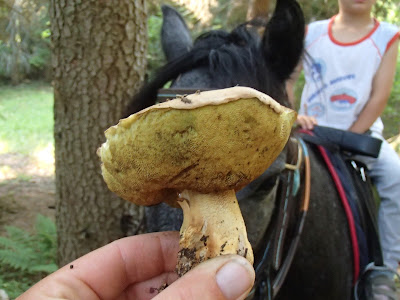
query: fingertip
155 255 255 300
216 256 255 300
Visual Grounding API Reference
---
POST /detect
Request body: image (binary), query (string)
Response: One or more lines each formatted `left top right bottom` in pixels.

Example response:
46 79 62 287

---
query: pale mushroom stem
176 189 254 276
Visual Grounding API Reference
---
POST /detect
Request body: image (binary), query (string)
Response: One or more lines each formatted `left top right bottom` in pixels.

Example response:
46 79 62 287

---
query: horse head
127 1 305 268
126 0 304 116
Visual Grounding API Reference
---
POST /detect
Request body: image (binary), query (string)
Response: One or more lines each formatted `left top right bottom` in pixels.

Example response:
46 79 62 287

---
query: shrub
0 214 57 299
147 12 165 79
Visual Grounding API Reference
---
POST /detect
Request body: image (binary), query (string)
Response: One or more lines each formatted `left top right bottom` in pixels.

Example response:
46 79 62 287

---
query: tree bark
9 0 22 85
50 0 147 266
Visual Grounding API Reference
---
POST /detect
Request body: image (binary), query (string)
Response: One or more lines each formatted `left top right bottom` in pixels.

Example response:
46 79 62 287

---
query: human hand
17 231 255 300
296 114 318 130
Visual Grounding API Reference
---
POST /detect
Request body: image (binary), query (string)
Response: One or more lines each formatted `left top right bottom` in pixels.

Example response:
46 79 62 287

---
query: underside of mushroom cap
98 86 296 206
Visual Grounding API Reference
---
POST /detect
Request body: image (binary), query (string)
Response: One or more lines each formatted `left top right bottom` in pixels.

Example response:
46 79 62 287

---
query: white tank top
300 16 399 134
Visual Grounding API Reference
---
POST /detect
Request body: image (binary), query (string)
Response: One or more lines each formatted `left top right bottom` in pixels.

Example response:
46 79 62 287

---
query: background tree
247 0 271 20
170 0 218 25
49 0 146 266
0 0 50 84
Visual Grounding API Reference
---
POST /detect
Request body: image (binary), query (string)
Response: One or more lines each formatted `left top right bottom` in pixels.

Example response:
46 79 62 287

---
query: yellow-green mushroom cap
98 86 296 206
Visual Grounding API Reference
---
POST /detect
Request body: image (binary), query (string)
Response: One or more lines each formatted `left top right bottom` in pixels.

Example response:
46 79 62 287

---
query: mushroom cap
98 86 296 206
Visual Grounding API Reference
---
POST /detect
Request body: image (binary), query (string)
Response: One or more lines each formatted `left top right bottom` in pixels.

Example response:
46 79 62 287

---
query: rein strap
248 136 311 300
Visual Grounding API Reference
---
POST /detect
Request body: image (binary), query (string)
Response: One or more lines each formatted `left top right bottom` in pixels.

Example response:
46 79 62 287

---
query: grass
0 82 54 155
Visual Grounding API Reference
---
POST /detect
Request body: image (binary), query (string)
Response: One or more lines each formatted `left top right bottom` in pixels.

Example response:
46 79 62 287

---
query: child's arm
349 38 399 134
286 63 318 130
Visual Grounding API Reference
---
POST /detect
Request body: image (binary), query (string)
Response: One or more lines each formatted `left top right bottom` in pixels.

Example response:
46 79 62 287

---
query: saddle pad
299 129 378 284
323 149 371 274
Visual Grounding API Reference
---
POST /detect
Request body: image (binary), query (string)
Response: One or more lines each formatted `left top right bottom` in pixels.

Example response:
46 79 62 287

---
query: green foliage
382 54 400 138
299 0 400 24
298 0 338 22
212 0 247 30
147 12 165 79
0 277 31 300
0 214 57 299
146 2 201 78
0 0 51 83
374 0 400 25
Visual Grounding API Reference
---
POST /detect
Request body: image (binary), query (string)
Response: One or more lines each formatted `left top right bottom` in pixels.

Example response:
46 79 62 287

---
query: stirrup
354 263 400 300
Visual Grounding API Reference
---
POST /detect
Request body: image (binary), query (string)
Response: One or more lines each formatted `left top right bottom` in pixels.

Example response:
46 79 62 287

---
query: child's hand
296 114 318 130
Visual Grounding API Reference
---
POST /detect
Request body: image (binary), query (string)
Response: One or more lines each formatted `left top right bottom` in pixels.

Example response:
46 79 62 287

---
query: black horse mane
126 23 285 117
126 0 304 117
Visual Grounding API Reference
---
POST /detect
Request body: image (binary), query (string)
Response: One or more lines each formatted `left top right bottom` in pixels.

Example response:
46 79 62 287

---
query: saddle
299 127 400 300
300 126 384 278
250 126 384 300
310 125 382 158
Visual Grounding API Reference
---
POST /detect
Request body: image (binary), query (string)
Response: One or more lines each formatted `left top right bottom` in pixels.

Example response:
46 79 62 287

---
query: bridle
245 136 310 299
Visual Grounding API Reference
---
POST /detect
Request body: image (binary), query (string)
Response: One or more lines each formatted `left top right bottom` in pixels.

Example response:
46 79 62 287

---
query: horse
126 1 354 299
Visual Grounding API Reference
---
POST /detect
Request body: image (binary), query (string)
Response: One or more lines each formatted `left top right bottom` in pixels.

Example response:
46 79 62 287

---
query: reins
248 136 311 299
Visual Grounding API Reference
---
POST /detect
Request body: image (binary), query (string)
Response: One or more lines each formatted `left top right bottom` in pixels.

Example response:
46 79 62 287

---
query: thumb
154 255 255 300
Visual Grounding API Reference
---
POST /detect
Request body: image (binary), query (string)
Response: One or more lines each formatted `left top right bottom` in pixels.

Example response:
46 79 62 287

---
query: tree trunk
9 0 22 85
49 0 147 267
247 0 271 20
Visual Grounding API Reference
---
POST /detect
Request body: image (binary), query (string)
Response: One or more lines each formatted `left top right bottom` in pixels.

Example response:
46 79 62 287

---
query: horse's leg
275 146 353 300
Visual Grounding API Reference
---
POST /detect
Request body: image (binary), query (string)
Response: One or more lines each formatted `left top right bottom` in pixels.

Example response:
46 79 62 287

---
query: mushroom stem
176 189 253 276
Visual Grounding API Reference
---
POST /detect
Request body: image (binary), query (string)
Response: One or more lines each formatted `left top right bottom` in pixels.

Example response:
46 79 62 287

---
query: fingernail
216 258 254 300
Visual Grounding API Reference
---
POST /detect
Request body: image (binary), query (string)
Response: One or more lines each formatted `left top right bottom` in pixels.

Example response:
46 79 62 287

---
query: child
287 0 400 298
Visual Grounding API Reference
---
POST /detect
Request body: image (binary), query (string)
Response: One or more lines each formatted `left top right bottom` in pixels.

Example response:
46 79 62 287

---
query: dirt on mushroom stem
176 189 253 276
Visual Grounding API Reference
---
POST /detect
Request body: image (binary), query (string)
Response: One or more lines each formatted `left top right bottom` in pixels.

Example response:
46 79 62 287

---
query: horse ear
161 5 193 62
261 0 305 81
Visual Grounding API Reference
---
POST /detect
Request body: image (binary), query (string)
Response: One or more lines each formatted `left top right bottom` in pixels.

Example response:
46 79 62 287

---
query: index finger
19 231 179 300
71 231 179 298
81 231 179 293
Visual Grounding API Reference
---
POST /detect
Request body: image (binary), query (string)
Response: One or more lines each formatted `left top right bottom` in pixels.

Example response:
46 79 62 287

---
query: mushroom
98 86 296 276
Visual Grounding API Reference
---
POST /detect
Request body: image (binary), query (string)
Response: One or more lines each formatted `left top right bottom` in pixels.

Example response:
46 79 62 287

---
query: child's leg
364 134 400 270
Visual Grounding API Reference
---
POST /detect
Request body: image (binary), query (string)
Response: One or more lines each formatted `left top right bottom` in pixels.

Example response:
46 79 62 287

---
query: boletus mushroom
98 86 296 276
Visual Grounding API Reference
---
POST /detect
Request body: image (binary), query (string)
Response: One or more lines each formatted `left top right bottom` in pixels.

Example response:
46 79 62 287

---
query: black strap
312 126 382 158
249 138 310 299
346 160 384 266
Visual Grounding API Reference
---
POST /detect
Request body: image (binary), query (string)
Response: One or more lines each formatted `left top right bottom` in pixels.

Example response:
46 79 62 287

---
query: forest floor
0 152 55 236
